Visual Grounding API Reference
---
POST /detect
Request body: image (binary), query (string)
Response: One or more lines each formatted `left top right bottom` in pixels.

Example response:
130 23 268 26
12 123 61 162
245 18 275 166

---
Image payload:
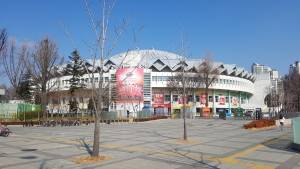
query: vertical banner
116 68 144 102
178 96 188 104
231 96 238 106
219 96 225 105
200 94 206 105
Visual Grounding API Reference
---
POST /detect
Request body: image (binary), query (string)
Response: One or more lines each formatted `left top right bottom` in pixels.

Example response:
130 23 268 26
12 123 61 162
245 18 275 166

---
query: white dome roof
109 49 183 68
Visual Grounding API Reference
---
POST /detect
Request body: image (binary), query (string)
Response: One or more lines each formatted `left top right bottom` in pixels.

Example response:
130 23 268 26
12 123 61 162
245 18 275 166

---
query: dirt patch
71 155 112 164
166 138 200 145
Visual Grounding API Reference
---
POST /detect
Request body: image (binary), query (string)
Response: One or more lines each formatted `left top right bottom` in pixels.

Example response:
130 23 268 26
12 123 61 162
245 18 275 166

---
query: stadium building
48 49 256 118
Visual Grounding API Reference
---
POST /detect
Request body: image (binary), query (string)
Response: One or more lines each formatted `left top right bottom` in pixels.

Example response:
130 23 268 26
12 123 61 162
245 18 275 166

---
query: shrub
243 119 275 129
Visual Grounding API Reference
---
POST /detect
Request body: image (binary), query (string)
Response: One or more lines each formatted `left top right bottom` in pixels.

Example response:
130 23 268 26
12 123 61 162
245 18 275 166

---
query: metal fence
293 117 300 145
0 103 41 120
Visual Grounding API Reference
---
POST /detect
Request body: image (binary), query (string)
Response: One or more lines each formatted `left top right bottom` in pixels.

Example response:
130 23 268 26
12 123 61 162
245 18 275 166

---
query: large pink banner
116 68 144 102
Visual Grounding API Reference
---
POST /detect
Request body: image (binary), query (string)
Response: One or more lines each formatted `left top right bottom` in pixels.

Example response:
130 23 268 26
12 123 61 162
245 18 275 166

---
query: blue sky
1 0 300 78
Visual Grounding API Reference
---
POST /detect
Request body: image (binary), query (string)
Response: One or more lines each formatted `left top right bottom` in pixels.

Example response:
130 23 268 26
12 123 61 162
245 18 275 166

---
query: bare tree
83 0 127 157
168 65 200 140
283 72 300 112
0 29 7 54
167 39 200 140
1 40 28 99
197 55 219 109
25 38 61 120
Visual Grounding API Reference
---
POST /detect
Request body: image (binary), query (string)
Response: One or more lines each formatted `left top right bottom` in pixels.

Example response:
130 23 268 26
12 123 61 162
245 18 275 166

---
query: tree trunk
205 87 209 108
183 84 187 140
41 84 47 121
92 112 100 156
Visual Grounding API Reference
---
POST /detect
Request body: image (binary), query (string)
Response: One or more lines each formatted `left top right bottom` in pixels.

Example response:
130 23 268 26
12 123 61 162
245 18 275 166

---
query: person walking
279 113 285 131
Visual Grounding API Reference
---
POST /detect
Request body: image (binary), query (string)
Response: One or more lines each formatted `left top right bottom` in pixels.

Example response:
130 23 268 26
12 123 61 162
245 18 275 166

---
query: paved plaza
0 119 299 169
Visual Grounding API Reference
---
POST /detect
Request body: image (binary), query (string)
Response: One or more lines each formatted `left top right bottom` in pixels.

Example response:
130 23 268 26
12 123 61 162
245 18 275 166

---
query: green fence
0 103 41 120
99 110 152 120
137 110 151 118
293 117 300 145
101 111 118 120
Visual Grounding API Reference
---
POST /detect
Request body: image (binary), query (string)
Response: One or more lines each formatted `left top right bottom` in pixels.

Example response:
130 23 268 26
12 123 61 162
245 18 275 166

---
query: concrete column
228 91 232 116
213 90 216 116
239 92 242 108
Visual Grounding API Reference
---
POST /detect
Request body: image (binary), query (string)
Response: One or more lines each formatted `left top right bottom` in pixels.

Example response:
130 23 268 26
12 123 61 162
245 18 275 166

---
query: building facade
48 50 256 118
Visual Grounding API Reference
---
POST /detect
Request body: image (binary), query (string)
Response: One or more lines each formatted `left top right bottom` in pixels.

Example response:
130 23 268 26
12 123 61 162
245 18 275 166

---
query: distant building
250 63 282 112
252 63 272 74
289 61 300 74
0 88 4 96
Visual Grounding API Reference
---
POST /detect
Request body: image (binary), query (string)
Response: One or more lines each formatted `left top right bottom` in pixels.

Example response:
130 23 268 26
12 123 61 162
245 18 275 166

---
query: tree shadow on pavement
170 148 220 169
79 138 93 156
262 132 299 154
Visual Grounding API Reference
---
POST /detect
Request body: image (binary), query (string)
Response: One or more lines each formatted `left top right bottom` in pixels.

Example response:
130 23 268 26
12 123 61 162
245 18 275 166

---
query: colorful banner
200 94 206 105
116 68 144 102
219 96 225 105
178 96 188 104
231 96 239 106
153 93 164 104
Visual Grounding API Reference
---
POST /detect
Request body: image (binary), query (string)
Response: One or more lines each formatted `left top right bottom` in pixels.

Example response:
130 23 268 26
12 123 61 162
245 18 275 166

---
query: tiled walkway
0 119 299 169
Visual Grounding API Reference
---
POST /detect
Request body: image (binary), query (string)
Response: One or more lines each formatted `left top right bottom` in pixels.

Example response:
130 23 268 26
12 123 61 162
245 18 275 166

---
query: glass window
158 76 163 81
225 96 229 103
209 96 213 102
173 95 179 102
152 76 157 81
241 98 245 104
195 96 200 102
164 95 171 102
188 95 193 102
105 77 109 82
95 78 99 82
215 96 219 102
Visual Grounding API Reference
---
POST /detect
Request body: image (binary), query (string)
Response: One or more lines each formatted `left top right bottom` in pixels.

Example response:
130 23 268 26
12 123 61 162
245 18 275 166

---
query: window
164 95 171 102
215 96 219 102
85 78 89 83
195 96 200 102
209 96 213 102
225 96 229 103
95 78 99 82
152 76 157 81
241 98 245 104
157 76 163 81
105 77 109 82
188 95 193 102
173 95 179 102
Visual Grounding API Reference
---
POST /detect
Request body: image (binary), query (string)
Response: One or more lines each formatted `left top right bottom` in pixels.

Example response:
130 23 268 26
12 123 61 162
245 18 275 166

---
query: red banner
153 93 164 104
116 68 144 102
219 96 225 105
200 94 206 105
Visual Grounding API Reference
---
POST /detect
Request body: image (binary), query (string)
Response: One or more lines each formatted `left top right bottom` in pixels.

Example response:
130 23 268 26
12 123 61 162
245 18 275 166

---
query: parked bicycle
0 126 12 137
